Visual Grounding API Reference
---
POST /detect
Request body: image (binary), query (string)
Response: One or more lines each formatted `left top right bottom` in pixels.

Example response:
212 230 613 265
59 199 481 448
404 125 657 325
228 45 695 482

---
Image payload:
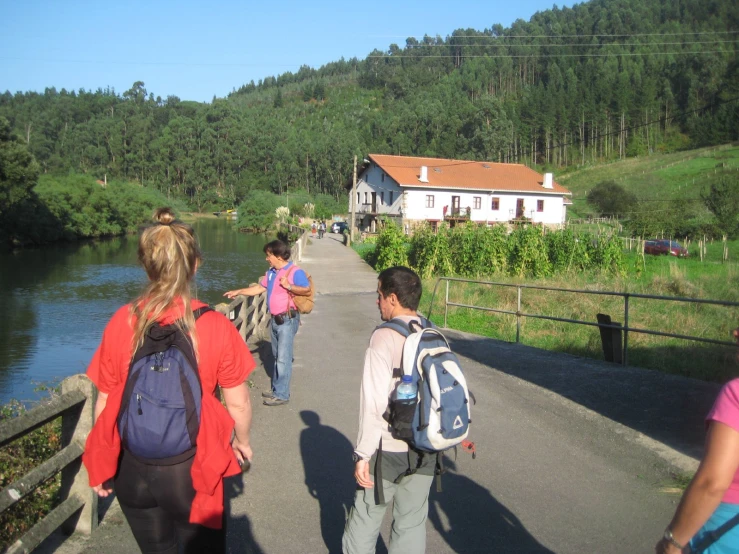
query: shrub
238 190 281 232
409 224 453 278
586 180 638 218
0 399 62 550
508 225 552 278
374 222 409 271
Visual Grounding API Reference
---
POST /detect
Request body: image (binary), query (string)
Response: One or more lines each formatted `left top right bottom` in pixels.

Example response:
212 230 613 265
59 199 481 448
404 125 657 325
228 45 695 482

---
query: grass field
557 143 739 218
420 253 739 383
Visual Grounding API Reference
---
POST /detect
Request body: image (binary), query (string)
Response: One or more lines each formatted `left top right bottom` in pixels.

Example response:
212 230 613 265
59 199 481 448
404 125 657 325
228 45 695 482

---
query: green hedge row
370 222 625 279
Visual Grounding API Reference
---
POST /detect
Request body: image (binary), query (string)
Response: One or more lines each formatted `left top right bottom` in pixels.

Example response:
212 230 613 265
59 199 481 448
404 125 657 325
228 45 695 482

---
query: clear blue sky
1 0 575 103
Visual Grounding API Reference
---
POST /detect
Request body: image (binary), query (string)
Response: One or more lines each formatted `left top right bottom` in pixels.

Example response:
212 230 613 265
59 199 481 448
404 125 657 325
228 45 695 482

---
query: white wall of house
349 165 403 216
403 189 567 225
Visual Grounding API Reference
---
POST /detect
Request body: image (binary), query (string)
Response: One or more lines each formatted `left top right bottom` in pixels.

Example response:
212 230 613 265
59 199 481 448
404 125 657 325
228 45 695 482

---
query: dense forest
1 0 737 216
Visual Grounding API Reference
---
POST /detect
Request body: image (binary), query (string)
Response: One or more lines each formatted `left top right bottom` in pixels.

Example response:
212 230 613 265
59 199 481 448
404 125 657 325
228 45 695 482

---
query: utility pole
350 155 357 245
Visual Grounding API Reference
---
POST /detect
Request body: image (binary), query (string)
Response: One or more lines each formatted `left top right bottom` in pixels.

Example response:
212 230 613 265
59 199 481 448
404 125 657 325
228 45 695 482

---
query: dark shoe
261 391 274 398
263 397 289 406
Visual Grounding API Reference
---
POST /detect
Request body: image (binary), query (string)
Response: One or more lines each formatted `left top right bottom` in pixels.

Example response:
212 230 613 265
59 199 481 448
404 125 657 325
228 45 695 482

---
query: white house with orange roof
349 154 572 232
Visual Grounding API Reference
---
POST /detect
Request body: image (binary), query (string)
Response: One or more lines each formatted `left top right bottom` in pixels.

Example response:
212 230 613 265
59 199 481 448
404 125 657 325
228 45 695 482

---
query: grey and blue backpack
118 306 211 462
381 317 471 453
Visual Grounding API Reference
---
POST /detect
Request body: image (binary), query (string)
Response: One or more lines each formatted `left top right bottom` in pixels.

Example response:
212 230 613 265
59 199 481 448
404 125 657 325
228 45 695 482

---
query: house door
371 192 377 212
516 199 524 219
452 196 460 216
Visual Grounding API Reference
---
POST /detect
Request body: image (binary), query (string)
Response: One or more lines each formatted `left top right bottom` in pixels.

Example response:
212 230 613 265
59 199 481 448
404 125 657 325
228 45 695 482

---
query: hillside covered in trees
1 0 737 214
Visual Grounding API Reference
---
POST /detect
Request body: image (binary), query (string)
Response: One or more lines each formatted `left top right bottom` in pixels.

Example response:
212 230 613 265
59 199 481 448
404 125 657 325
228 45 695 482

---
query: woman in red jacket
82 207 256 553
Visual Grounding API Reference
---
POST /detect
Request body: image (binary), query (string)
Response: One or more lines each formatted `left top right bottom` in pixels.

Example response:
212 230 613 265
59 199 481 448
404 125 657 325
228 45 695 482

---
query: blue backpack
118 306 211 462
381 317 471 453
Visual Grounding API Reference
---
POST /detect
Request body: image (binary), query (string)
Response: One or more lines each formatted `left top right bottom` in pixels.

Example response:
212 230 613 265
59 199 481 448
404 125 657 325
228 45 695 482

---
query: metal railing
428 277 739 366
0 375 96 553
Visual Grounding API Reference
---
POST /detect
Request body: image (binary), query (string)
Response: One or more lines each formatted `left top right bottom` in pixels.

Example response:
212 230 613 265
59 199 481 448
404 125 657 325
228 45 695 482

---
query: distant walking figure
83 207 256 554
343 266 435 554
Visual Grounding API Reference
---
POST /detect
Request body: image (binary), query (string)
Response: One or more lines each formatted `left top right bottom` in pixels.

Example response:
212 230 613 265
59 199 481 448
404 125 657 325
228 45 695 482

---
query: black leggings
114 451 225 554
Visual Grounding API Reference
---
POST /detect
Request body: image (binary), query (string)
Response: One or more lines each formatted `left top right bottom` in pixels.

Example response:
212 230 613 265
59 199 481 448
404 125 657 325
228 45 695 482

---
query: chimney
543 172 553 189
419 166 429 183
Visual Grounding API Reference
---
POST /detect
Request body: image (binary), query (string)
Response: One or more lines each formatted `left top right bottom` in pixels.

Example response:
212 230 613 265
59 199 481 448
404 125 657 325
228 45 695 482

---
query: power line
372 30 739 39
368 50 730 59
403 40 737 48
0 57 301 68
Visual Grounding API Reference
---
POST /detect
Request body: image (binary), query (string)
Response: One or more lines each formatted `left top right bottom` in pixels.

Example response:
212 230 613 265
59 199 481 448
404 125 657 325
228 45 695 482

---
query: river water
0 218 269 405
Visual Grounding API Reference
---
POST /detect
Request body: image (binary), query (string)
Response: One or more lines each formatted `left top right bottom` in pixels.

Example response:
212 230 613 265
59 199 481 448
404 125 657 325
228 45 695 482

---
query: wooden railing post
60 375 97 535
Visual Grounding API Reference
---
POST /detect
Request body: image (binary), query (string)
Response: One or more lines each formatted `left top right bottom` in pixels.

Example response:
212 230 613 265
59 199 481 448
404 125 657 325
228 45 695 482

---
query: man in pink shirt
225 240 310 406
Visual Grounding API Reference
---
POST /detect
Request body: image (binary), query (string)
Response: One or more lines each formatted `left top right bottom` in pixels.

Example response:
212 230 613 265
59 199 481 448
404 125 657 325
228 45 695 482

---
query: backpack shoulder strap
377 318 412 338
418 316 435 329
193 305 213 319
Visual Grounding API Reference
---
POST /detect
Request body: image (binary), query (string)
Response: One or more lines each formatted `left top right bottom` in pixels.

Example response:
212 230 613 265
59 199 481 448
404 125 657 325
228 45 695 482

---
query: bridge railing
0 375 96 553
284 223 308 262
428 277 739 366
216 292 270 345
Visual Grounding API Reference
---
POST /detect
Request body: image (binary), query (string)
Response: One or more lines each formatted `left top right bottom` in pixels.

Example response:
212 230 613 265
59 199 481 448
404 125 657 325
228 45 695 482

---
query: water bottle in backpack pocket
387 375 418 441
118 307 210 462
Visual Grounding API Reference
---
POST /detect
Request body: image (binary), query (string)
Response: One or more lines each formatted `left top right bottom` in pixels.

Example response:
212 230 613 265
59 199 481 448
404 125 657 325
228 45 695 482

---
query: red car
644 239 688 257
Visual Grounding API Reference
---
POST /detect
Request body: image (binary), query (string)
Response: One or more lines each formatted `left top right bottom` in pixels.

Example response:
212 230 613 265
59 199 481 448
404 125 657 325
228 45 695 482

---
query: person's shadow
224 472 266 554
299 410 356 553
251 339 274 381
428 460 555 554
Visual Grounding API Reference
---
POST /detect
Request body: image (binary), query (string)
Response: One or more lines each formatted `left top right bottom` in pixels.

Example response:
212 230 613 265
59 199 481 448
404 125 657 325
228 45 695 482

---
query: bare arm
288 284 311 296
224 283 266 300
278 275 310 296
222 381 253 464
656 421 739 553
91 391 114 497
93 391 108 422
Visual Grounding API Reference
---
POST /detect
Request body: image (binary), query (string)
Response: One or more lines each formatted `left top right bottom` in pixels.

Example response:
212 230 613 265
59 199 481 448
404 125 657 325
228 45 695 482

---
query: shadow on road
252 339 274 381
299 410 355 553
447 335 719 461
225 472 265 554
429 460 554 554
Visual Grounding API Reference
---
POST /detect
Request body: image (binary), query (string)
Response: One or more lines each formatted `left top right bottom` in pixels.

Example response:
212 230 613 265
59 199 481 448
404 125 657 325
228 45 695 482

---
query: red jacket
82 299 255 528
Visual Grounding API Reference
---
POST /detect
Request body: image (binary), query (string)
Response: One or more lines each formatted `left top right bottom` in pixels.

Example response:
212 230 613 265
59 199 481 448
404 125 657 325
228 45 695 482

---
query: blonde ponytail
130 208 202 357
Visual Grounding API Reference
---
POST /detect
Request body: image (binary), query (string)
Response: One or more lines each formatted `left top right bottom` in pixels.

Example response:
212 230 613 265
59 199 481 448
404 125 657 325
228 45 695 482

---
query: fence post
444 280 449 329
623 295 630 366
60 375 97 535
516 286 522 343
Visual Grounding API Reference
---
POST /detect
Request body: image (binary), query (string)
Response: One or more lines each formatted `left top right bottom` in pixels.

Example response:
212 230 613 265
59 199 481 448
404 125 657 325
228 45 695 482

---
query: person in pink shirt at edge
656 328 739 554
224 240 310 406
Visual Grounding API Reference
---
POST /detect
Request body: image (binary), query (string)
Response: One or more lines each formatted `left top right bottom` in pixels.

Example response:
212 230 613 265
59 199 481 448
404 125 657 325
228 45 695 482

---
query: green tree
586 181 638 217
0 117 39 218
701 177 739 238
237 190 281 232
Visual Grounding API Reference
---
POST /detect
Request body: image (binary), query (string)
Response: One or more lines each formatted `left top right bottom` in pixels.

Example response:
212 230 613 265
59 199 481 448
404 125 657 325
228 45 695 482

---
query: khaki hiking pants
342 473 434 554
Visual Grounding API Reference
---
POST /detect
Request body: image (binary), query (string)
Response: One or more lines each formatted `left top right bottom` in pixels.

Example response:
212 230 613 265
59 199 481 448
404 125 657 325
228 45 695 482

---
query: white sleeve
354 330 394 459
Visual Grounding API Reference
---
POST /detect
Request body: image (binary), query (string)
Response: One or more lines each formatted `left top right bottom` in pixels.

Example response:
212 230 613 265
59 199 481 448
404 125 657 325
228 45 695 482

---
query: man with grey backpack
342 266 471 554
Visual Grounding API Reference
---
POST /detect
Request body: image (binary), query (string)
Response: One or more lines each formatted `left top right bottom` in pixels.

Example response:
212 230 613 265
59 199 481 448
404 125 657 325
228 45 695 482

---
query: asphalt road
45 231 720 554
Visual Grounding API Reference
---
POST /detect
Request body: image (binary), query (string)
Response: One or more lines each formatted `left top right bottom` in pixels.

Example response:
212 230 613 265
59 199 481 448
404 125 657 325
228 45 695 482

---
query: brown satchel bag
287 266 315 314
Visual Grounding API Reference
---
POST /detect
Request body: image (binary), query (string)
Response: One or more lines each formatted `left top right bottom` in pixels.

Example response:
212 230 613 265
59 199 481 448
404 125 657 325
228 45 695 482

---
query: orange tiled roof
368 154 571 195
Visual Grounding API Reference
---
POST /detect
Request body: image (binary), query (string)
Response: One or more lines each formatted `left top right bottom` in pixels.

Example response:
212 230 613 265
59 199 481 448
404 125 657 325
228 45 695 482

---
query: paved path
47 230 722 553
